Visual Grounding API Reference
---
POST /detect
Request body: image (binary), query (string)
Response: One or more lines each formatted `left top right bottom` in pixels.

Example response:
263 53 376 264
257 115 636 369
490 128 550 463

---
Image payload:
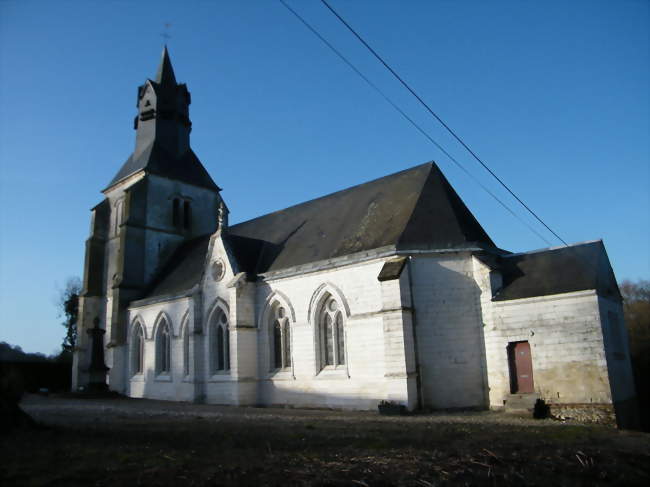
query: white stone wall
201 233 243 404
256 258 395 410
476 254 612 407
126 297 195 401
410 253 488 409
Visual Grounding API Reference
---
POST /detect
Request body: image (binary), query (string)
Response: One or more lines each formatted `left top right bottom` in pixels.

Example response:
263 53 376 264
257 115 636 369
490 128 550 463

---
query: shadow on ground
1 395 649 486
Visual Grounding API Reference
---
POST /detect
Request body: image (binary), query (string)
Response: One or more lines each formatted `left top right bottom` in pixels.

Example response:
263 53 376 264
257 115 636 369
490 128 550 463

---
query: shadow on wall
411 257 490 411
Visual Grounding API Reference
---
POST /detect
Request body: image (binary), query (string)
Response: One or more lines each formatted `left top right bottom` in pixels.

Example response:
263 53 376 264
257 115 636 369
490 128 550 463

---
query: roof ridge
230 162 433 229
397 161 495 250
504 239 603 258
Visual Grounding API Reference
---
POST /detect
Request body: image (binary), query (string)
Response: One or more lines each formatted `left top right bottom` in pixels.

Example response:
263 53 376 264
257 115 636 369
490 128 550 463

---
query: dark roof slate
493 240 621 301
106 142 219 191
144 235 212 299
139 162 496 300
228 162 495 273
155 46 177 87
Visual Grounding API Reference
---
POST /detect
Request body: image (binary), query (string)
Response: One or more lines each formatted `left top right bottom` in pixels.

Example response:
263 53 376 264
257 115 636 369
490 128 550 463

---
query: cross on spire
160 22 172 41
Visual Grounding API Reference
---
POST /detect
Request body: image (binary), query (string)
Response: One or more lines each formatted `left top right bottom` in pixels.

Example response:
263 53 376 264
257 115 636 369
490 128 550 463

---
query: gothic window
210 308 230 374
131 323 144 376
156 318 171 375
269 303 291 370
183 322 190 377
319 294 345 369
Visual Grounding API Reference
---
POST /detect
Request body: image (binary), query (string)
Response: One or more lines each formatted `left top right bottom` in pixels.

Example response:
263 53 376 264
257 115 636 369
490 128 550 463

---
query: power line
278 0 552 246
319 0 568 247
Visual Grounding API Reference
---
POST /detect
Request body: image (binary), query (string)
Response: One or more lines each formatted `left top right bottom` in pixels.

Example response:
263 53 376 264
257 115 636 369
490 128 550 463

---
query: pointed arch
179 308 190 337
307 282 351 326
152 311 173 340
309 284 350 374
206 296 230 331
259 290 296 328
260 291 295 373
130 318 146 377
180 311 191 377
154 313 172 375
207 297 230 375
130 315 148 339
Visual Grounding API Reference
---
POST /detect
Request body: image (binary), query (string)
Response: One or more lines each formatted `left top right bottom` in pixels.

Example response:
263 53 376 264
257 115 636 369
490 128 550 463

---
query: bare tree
620 279 650 355
620 279 650 431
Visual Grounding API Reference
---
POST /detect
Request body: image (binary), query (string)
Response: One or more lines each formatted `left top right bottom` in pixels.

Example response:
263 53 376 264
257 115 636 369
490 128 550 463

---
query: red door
510 341 534 394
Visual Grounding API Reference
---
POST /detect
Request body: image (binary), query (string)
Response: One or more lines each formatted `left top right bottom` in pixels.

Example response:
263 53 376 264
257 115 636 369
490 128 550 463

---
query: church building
72 48 637 426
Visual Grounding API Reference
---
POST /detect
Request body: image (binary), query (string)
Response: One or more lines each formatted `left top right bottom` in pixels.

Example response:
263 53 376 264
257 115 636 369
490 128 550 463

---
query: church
72 48 637 426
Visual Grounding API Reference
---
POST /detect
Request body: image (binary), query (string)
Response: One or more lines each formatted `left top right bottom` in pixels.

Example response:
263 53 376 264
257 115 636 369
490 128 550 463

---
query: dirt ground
2 394 649 486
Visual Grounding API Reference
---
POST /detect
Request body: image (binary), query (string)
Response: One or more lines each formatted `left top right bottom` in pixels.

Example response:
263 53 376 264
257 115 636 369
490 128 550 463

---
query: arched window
269 303 291 370
319 294 345 369
210 308 230 373
183 322 190 377
131 323 144 376
156 319 171 375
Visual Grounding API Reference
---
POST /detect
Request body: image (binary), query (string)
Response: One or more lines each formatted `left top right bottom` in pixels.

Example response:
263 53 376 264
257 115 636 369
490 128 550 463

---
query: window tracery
319 294 345 369
156 318 171 375
131 323 144 376
269 303 291 370
210 308 230 374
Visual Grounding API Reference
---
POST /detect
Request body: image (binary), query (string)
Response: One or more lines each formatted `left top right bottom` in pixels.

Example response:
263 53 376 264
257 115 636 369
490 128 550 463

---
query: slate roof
493 240 621 301
144 235 212 299
155 46 177 87
139 162 496 300
228 162 495 273
106 46 219 192
106 142 219 191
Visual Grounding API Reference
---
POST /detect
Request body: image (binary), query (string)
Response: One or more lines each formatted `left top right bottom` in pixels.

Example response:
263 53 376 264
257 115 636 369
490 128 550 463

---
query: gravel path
21 393 594 429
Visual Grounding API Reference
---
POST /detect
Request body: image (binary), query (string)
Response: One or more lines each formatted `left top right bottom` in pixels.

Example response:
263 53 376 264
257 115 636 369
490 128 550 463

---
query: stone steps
505 393 539 414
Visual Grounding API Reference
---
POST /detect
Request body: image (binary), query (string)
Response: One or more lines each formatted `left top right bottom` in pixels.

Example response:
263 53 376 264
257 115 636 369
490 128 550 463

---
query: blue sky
1 0 648 354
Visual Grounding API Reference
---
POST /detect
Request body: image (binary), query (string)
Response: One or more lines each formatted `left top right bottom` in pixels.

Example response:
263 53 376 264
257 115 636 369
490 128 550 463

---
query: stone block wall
125 296 196 401
256 257 399 410
410 253 488 409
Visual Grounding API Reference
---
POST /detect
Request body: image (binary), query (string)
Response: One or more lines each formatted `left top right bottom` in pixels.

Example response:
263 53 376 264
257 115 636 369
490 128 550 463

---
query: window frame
317 294 347 372
269 303 292 372
154 318 172 379
209 308 230 376
131 322 145 378
182 321 190 378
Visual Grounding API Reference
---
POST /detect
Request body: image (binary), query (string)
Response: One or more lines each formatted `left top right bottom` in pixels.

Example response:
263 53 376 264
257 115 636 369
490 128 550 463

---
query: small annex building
73 48 637 427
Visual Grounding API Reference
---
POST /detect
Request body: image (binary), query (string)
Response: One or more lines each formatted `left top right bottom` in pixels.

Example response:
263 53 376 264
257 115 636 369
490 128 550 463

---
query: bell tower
134 46 192 158
72 47 225 393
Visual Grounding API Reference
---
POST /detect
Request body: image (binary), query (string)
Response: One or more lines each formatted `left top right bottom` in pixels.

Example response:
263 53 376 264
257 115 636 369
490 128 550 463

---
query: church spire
155 45 177 87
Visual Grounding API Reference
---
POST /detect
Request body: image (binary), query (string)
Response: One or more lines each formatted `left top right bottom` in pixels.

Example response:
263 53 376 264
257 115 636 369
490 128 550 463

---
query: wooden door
509 341 534 394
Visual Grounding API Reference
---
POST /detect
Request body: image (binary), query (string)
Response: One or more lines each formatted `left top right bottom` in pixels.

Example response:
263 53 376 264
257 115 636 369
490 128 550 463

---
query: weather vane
161 22 172 42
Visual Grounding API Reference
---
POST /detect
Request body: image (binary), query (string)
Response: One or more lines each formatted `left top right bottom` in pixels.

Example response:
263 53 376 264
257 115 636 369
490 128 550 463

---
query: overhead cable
319 0 568 247
278 0 552 246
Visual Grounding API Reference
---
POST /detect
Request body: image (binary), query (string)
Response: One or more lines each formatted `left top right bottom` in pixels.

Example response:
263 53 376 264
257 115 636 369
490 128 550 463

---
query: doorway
508 341 534 394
